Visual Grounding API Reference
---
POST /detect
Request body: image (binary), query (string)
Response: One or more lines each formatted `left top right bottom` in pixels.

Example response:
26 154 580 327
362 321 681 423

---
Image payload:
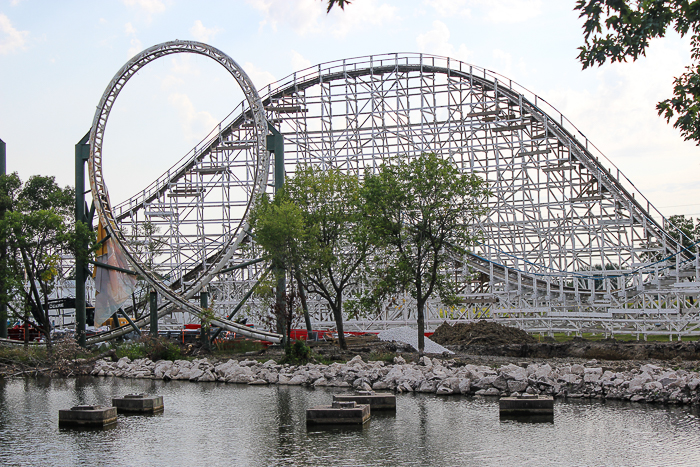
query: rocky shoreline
91 354 700 405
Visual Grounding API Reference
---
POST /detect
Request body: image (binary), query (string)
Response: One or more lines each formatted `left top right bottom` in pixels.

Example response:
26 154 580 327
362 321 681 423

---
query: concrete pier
333 391 396 410
499 394 554 416
58 405 117 427
306 400 370 425
112 394 164 414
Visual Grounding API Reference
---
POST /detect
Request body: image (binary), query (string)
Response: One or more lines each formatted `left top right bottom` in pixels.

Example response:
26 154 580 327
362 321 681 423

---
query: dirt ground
431 320 537 346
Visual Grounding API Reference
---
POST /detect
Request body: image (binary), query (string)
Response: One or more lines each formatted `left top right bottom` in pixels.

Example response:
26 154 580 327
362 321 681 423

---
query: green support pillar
200 291 209 350
75 132 90 346
267 124 287 347
150 290 158 337
0 137 6 338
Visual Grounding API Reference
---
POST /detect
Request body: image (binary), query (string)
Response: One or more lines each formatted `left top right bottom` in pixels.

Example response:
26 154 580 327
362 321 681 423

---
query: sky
0 0 698 220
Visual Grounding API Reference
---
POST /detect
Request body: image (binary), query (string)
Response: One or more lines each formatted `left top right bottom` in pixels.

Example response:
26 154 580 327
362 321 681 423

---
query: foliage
361 152 489 353
141 336 183 361
249 189 306 342
325 0 351 13
0 173 81 351
114 341 147 360
286 166 371 350
667 214 700 249
575 0 700 143
280 339 312 365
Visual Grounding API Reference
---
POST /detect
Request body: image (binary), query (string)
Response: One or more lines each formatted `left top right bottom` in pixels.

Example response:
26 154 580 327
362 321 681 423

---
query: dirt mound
432 320 537 346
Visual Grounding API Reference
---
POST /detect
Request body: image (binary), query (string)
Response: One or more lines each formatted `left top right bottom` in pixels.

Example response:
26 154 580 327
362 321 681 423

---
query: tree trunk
42 289 52 355
332 301 347 350
295 271 313 335
417 298 426 356
274 268 287 348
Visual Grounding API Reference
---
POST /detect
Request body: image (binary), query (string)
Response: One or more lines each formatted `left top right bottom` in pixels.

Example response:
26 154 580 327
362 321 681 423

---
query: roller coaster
6 40 700 345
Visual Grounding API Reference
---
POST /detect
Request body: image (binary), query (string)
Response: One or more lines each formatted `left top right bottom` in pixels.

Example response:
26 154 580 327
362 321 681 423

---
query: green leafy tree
0 173 83 351
576 1 700 143
249 189 306 345
286 166 371 350
361 153 490 354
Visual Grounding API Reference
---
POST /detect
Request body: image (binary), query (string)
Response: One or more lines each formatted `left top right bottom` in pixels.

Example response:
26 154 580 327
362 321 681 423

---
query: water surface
1 376 699 466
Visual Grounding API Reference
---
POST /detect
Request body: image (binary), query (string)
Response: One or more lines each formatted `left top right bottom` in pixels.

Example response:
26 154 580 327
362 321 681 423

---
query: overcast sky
0 0 698 219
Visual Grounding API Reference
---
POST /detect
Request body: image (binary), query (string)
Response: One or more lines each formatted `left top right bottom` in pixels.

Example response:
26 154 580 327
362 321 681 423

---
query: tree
0 173 81 351
286 166 371 350
361 152 490 354
249 189 306 346
576 1 700 143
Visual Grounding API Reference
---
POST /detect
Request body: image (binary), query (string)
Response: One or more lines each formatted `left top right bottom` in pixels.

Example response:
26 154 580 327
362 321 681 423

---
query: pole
267 124 287 347
150 290 158 337
0 137 6 338
75 132 90 346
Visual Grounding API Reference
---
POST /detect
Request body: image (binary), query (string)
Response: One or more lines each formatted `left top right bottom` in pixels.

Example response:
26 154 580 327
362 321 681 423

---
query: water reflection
0 377 700 466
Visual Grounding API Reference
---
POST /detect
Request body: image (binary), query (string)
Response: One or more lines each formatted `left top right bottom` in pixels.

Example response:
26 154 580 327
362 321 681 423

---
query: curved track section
87 40 281 343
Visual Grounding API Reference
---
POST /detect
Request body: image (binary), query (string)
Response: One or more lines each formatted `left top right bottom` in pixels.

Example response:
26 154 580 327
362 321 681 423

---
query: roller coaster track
78 50 700 342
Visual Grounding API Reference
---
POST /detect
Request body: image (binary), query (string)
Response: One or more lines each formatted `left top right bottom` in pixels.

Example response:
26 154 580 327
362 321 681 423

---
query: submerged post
0 137 6 338
150 290 158 337
75 132 90 346
267 124 287 346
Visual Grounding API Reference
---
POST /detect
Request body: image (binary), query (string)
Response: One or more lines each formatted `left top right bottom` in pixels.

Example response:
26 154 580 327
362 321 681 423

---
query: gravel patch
377 326 454 354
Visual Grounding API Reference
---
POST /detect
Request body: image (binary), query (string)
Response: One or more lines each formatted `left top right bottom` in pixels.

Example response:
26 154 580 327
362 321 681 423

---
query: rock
436 385 454 395
458 378 471 394
630 395 645 402
475 388 499 396
507 380 529 393
188 368 204 381
570 364 585 375
492 375 509 391
393 356 406 364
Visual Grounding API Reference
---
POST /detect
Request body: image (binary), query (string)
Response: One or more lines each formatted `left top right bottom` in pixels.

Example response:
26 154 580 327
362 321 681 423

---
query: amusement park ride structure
5 40 700 345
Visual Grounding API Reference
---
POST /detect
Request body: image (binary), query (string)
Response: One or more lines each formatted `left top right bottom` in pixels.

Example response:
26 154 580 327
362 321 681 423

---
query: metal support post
267 124 287 346
150 290 158 337
0 137 5 338
75 132 90 346
200 291 209 349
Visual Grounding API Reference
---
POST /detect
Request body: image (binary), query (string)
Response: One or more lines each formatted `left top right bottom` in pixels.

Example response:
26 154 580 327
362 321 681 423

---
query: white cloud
247 0 396 38
546 38 699 213
127 38 143 58
416 20 472 62
246 0 324 35
291 50 312 71
168 93 219 143
122 0 167 15
468 0 542 24
424 0 471 17
124 22 137 35
0 14 28 55
122 0 168 23
169 55 200 76
243 62 276 90
190 20 221 42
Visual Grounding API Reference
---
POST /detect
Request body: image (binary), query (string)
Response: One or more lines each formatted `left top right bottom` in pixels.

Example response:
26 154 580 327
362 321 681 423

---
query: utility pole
75 132 90 346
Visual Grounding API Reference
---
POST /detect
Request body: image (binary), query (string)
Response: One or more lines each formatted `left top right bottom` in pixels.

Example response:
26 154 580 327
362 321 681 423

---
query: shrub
281 339 311 365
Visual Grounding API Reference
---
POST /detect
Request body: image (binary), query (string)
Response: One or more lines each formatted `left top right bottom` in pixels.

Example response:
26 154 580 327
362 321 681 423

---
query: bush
281 339 311 365
114 342 147 360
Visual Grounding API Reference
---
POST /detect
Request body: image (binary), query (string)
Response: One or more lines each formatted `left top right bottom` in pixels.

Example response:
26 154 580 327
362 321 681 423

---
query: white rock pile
377 327 453 354
91 356 700 404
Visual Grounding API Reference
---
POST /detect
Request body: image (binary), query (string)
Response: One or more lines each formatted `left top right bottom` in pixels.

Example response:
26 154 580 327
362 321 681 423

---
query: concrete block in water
58 405 117 427
499 394 554 415
306 401 370 425
112 393 164 414
333 391 396 410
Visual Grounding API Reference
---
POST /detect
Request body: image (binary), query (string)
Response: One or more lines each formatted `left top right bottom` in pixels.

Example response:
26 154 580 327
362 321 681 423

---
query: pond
1 376 699 466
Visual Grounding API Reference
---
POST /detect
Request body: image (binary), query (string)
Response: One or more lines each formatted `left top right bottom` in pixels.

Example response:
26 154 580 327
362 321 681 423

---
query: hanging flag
94 226 137 327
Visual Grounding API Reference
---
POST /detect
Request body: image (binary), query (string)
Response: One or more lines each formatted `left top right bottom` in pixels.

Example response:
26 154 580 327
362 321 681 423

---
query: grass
212 338 266 355
540 332 700 343
367 351 395 362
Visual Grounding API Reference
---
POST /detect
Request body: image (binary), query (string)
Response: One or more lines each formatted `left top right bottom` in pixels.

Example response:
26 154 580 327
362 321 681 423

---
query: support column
267 124 287 347
75 132 90 346
0 137 6 338
150 290 158 337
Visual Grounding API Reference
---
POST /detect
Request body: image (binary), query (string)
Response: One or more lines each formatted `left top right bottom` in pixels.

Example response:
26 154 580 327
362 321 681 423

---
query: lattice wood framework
110 53 699 339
